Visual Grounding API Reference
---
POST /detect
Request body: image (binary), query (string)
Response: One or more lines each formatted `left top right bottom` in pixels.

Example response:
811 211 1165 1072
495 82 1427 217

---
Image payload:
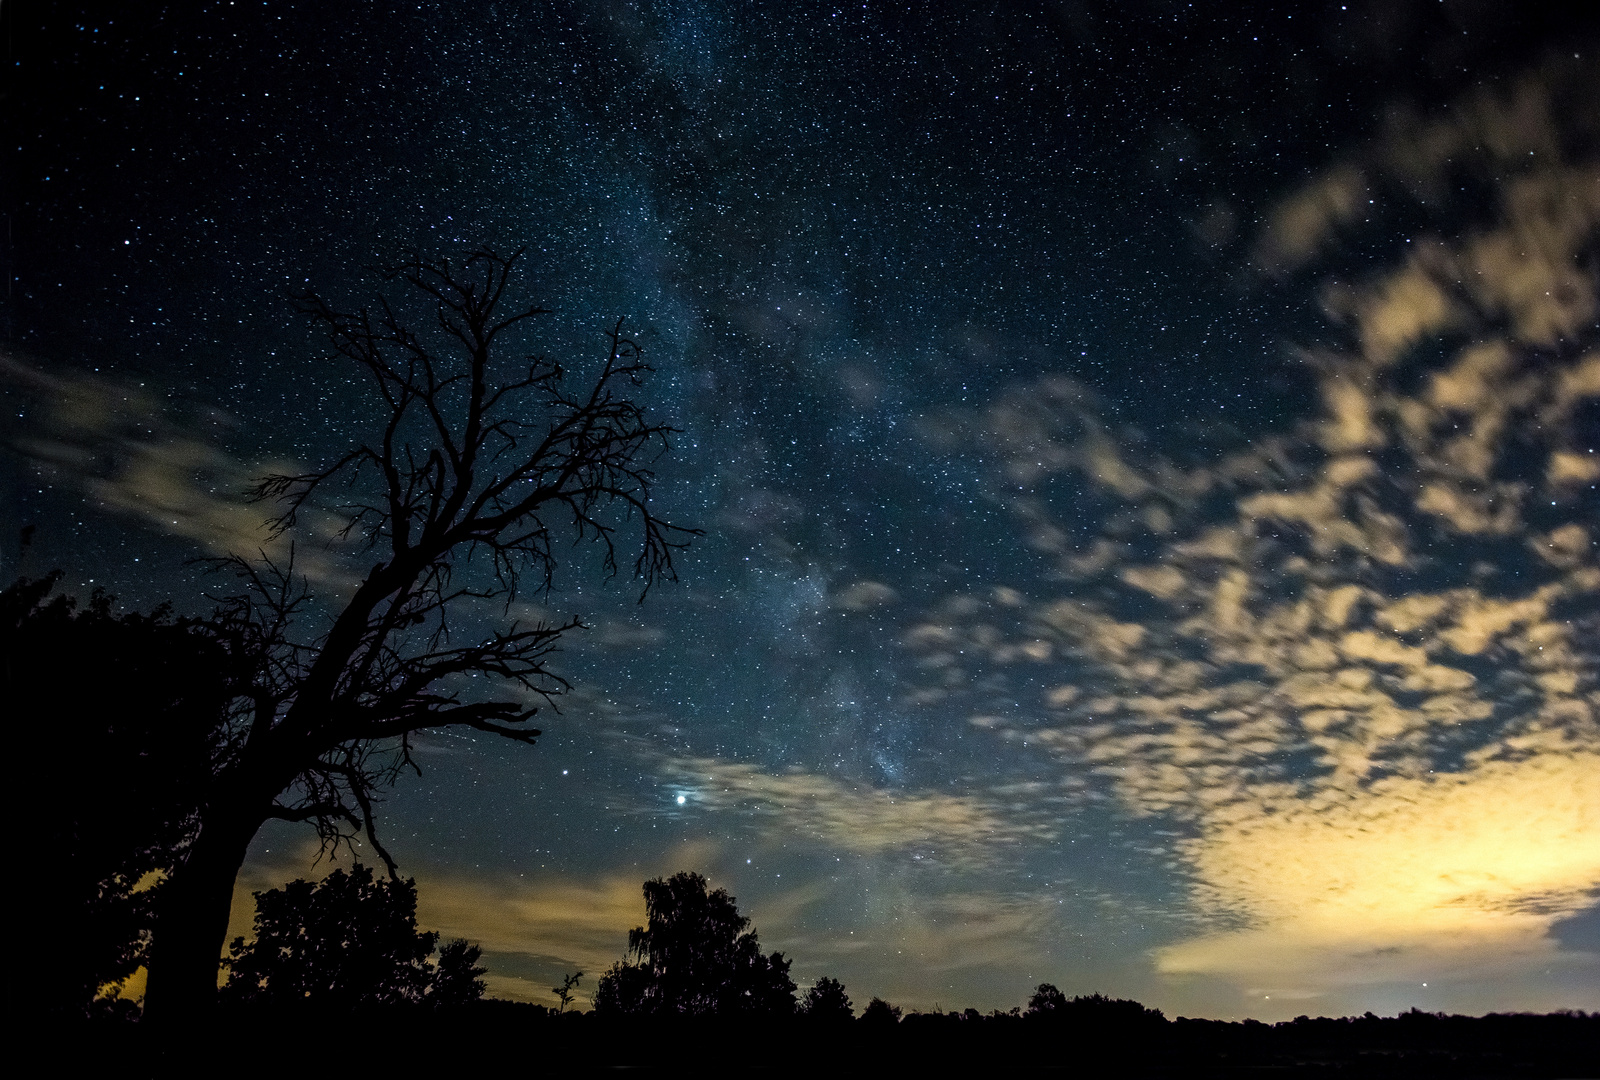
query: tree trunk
142 797 267 1021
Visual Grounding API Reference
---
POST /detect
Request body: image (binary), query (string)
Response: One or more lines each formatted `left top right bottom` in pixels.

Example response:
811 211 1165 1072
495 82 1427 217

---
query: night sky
6 1 1598 1019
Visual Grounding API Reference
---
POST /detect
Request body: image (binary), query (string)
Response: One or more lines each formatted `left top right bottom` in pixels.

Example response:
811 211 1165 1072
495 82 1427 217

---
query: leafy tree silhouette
1025 982 1068 1016
429 938 489 1009
222 865 483 1010
2 571 235 1019
142 247 696 1016
593 871 795 1017
799 975 853 1022
861 996 903 1027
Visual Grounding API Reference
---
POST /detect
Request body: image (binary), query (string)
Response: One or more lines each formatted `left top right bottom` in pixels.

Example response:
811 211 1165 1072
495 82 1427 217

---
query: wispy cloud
0 355 368 589
771 884 1072 1007
414 872 648 1006
659 756 1056 871
0 356 615 643
3 356 286 555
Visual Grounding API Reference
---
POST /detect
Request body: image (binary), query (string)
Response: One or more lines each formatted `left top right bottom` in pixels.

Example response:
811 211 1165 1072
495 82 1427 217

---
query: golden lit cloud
795 889 1061 989
1253 164 1367 276
1157 753 1600 988
414 873 650 1006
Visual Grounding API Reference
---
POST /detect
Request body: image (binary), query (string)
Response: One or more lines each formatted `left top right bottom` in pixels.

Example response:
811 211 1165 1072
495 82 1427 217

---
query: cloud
1349 254 1459 368
1254 164 1368 276
1239 455 1410 566
659 757 1056 870
903 58 1600 1011
976 376 1155 498
831 579 899 611
1414 481 1521 536
1 355 363 590
3 356 284 554
581 617 667 649
414 873 647 1006
781 887 1066 999
1547 449 1600 487
1251 58 1584 279
228 828 1078 1013
1459 167 1600 348
1121 564 1187 600
1156 752 1600 991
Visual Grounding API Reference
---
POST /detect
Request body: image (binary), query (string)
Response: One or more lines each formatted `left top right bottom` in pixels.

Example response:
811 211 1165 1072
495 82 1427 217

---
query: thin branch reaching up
218 248 699 867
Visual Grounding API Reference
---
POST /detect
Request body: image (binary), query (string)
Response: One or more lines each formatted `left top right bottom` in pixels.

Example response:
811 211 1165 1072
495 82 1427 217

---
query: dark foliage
1023 985 1166 1032
593 871 795 1017
861 997 903 1027
431 938 490 1009
1025 981 1067 1015
221 865 483 1011
2 572 235 1018
144 247 695 1016
799 975 853 1022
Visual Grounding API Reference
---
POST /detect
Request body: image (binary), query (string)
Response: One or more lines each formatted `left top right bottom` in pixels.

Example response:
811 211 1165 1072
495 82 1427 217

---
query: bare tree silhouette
143 247 696 1017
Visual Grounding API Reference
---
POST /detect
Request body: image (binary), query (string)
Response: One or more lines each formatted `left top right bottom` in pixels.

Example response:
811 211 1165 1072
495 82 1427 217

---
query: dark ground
42 1003 1600 1077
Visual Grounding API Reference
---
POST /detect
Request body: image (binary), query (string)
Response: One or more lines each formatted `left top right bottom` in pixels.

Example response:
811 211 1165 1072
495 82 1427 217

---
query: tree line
36 845 1600 1076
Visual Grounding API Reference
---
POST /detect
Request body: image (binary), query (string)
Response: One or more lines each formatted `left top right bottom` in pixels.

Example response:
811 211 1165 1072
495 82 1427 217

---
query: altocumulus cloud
907 56 1599 1010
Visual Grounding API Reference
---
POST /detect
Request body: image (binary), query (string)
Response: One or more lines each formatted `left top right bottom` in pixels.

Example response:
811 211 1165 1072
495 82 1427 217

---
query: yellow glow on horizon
1157 751 1600 982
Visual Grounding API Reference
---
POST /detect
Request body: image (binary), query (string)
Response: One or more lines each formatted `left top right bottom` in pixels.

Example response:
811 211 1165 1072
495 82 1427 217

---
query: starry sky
6 1 1599 1020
